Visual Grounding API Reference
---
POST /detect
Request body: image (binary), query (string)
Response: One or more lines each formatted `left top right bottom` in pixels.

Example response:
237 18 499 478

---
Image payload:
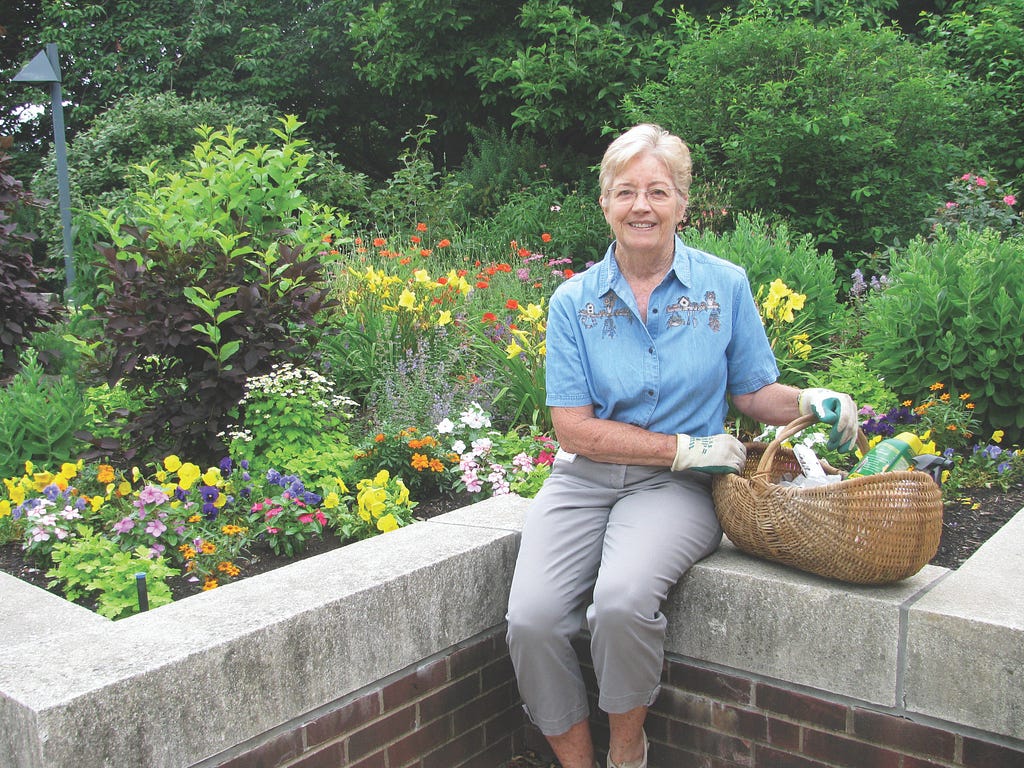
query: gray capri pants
505 451 723 736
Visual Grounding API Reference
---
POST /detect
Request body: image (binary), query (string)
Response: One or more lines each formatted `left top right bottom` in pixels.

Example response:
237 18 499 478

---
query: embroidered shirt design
578 294 633 337
667 291 721 332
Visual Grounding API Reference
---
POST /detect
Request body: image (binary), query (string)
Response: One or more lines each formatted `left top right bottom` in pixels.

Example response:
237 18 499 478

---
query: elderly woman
505 124 856 768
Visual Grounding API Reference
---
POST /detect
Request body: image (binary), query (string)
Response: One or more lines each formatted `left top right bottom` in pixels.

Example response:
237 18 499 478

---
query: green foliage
682 214 844 332
47 526 177 619
924 172 1021 239
625 10 972 261
0 152 64 373
920 0 1024 186
471 0 673 138
222 364 357 487
0 349 88 479
463 180 608 272
862 229 1024 443
805 352 899 415
945 437 1024 494
88 117 344 465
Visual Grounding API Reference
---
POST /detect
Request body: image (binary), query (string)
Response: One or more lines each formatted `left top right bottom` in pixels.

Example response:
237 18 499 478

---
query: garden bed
1 484 1021 613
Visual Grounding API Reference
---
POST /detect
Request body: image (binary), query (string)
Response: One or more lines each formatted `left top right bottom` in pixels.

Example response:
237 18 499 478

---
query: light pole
13 43 75 294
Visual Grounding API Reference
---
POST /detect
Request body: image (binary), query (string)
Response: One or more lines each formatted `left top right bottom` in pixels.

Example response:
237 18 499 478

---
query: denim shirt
544 236 779 436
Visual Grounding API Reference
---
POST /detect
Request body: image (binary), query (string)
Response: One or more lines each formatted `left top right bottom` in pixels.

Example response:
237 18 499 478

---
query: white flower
436 418 456 435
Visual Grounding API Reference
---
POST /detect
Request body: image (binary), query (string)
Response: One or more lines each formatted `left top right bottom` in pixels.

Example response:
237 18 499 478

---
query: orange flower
416 222 428 232
373 237 387 247
97 464 115 484
940 393 951 402
541 232 552 243
202 577 219 591
959 393 971 400
518 247 531 257
564 269 575 279
929 382 945 391
375 433 386 443
410 235 421 244
429 458 446 473
420 249 432 257
411 453 429 470
476 280 490 289
506 299 520 310
438 238 451 248
482 312 497 323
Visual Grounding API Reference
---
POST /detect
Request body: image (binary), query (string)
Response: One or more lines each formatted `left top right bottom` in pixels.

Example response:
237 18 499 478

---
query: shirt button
648 347 654 354
647 390 655 397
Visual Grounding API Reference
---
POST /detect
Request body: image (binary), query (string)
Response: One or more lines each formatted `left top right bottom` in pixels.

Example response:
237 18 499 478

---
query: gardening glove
798 387 858 452
672 433 746 474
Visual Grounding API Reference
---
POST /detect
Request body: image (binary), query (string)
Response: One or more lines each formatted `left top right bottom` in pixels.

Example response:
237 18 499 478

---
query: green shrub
862 229 1024 442
87 117 345 465
47 526 178 620
682 214 843 332
0 349 88 479
625 10 972 263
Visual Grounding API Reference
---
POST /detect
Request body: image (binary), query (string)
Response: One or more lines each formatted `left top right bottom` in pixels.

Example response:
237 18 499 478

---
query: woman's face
600 153 687 262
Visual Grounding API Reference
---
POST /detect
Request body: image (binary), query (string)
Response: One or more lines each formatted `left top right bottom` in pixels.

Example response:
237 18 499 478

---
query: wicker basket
712 415 943 584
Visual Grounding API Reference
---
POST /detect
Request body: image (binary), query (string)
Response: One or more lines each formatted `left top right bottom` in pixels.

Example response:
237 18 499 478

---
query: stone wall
1 495 1022 768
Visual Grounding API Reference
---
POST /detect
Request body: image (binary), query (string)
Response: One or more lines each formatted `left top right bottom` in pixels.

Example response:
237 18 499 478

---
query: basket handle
752 413 869 482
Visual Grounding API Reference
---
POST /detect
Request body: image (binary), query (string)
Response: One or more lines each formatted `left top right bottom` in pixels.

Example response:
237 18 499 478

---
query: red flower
373 237 387 247
476 280 490 289
416 222 428 232
506 299 520 310
482 312 497 323
438 238 451 248
541 233 552 243
410 235 421 244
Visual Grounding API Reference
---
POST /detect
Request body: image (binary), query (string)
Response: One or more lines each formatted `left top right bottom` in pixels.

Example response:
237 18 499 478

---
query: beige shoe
607 730 648 768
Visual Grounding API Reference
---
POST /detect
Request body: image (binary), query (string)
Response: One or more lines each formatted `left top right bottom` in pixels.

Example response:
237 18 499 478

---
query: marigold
202 577 219 591
929 382 945 391
201 541 217 555
411 453 429 470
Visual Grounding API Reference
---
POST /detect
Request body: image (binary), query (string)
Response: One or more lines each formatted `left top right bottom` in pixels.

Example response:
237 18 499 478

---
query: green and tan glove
798 387 859 452
671 433 746 474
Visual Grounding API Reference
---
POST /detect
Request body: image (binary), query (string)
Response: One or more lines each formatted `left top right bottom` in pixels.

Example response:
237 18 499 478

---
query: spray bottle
847 432 924 478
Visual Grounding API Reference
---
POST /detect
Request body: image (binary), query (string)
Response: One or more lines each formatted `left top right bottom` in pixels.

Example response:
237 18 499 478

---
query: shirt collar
601 235 693 296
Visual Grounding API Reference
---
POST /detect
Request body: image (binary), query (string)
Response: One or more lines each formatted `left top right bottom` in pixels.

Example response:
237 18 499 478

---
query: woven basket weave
712 415 943 584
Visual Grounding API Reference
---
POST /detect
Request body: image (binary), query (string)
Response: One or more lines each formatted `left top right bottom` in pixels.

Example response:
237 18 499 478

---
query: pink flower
945 201 957 209
976 177 987 187
298 513 314 524
1004 194 1017 207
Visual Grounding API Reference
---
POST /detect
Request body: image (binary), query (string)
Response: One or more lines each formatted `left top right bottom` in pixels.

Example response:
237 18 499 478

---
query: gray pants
505 452 722 736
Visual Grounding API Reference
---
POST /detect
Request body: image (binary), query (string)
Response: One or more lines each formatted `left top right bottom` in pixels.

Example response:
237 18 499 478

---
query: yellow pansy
178 463 201 490
8 484 25 506
155 469 167 483
24 461 33 474
202 467 223 486
164 455 182 472
334 477 349 494
33 471 54 491
377 513 399 533
117 480 132 496
0 500 10 518
90 495 105 512
60 462 78 479
323 491 340 509
992 430 1005 444
373 469 391 486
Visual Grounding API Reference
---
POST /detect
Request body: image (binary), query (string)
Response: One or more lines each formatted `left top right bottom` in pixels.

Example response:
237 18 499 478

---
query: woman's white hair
599 123 692 197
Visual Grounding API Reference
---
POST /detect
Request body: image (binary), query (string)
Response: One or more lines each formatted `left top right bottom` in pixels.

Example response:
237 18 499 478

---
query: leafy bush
920 0 1024 189
47 527 178 619
625 10 971 262
862 229 1024 442
924 172 1021 238
0 350 88 479
682 214 844 333
0 153 64 373
87 117 344 465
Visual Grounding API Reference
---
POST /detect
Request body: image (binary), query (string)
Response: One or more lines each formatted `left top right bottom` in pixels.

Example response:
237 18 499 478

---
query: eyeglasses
605 186 679 205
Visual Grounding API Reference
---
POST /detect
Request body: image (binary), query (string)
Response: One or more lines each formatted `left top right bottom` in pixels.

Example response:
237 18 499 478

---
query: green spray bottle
847 432 925 478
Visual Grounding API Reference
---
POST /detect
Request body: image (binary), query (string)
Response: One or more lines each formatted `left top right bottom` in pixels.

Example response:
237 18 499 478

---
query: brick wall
204 628 1024 768
206 628 525 768
521 639 1024 768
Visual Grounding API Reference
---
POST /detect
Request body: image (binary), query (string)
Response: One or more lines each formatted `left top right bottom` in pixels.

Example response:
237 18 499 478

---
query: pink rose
1004 194 1017 207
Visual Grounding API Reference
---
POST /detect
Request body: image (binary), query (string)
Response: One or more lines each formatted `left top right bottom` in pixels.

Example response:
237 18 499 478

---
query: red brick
961 736 1024 767
382 657 450 710
755 684 848 731
852 709 956 760
386 716 451 766
303 692 382 749
766 716 801 751
348 751 388 768
420 727 486 768
450 633 503 679
289 740 347 768
419 673 481 723
902 756 955 768
668 720 754 765
802 728 902 767
452 681 520 734
215 728 304 768
753 745 824 768
656 687 714 725
348 705 417 761
668 661 754 706
480 654 516 691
